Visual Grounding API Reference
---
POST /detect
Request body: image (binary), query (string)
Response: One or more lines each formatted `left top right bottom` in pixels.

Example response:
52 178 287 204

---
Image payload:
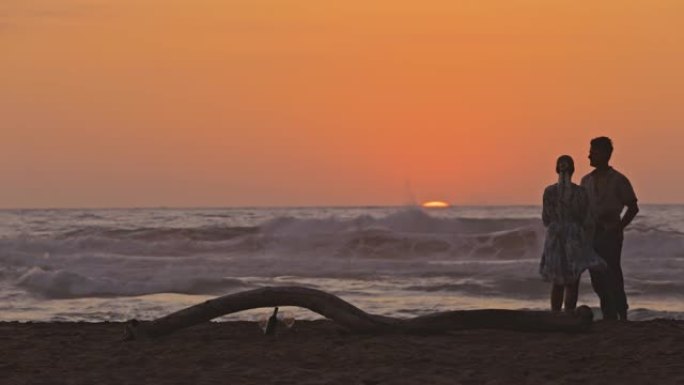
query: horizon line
0 202 680 210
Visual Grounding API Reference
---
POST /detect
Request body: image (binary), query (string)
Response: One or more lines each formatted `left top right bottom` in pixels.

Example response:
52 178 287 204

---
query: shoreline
2 319 683 385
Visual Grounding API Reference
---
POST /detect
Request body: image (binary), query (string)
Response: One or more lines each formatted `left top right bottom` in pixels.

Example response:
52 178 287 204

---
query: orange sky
1 0 683 207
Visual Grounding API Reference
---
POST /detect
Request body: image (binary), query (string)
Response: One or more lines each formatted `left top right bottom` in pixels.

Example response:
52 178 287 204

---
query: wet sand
1 319 683 385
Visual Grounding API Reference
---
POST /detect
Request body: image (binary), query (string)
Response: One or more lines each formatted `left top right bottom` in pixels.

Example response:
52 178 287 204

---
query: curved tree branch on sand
124 286 594 340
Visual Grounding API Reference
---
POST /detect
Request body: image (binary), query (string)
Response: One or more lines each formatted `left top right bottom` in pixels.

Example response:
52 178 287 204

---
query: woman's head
556 155 575 175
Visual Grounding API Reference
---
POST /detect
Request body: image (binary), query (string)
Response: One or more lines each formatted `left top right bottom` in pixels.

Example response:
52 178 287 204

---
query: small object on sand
282 313 296 329
122 319 140 341
264 307 279 336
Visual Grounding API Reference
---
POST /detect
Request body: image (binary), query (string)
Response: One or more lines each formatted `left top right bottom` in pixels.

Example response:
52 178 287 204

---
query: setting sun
421 201 450 208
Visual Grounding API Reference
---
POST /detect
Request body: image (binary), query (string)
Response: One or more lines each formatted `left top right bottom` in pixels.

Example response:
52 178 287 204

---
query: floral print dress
540 183 606 285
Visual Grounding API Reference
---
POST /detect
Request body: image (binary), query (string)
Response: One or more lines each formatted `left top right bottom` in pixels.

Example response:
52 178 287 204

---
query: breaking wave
1 208 682 302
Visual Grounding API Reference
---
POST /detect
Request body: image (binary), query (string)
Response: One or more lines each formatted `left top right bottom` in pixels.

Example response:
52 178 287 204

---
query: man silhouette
581 137 639 320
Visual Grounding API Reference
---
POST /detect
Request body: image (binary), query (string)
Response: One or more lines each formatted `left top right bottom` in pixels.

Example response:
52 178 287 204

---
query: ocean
1 205 683 322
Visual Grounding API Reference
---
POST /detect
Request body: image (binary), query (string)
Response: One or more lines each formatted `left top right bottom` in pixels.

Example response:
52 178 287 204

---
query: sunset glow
1 0 683 208
422 201 450 209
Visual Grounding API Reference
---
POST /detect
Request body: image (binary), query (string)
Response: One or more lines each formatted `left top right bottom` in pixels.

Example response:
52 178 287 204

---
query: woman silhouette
540 155 606 311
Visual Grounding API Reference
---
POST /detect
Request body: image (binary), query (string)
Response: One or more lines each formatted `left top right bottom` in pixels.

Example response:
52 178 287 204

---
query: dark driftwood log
124 286 593 340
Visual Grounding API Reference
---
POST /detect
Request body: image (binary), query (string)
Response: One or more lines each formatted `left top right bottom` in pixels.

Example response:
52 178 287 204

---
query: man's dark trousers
590 228 628 320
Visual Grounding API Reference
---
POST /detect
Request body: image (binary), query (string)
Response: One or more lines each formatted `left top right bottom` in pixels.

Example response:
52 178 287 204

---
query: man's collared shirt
580 167 637 231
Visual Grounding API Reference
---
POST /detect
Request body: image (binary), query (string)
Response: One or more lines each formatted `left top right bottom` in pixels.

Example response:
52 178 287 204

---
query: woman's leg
563 277 581 311
551 284 564 311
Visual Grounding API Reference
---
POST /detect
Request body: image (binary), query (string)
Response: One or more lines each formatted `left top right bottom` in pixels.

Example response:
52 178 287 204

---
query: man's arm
621 201 639 230
618 174 639 231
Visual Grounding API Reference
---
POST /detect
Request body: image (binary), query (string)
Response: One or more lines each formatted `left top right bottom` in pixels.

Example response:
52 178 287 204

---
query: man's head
556 155 575 176
589 136 613 168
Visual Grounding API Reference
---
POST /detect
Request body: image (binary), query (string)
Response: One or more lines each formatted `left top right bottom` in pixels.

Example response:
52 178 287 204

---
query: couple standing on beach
539 136 639 320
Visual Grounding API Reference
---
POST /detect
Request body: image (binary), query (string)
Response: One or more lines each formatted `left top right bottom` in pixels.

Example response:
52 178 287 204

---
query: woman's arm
542 187 553 227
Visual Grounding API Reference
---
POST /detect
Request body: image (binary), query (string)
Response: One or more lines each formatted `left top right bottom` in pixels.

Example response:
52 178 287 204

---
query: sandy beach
1 319 683 385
